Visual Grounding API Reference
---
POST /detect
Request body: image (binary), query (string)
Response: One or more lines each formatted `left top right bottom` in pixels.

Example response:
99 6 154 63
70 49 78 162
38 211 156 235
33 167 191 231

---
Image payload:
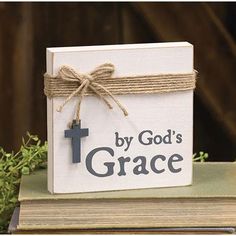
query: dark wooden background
0 2 235 161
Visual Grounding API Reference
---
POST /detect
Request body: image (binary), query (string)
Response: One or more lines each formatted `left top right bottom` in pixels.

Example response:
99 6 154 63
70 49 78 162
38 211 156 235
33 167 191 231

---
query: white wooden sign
46 42 194 193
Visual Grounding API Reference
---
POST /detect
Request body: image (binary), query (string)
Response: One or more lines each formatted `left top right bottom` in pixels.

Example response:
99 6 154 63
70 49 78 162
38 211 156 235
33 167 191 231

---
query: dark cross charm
65 120 89 164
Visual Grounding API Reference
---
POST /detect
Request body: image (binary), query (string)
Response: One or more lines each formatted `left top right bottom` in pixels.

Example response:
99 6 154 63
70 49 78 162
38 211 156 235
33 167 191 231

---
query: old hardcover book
17 162 236 230
9 209 236 235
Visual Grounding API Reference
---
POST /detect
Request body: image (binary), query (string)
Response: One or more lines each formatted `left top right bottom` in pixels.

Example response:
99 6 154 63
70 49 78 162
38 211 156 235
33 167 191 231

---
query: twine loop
50 63 128 122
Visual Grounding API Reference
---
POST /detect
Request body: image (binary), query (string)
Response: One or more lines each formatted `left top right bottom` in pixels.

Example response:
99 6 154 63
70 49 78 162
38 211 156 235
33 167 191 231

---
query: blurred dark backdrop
0 2 235 161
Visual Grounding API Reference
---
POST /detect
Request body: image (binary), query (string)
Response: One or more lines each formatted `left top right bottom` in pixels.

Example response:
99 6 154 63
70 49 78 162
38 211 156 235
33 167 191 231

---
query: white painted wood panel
46 42 193 193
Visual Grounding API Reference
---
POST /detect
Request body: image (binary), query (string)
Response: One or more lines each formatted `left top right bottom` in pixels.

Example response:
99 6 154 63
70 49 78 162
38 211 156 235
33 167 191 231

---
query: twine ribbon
44 63 197 122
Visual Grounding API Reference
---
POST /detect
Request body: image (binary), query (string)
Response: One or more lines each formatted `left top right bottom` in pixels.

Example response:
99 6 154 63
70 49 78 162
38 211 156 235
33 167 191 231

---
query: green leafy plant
0 132 47 233
193 151 209 162
0 132 208 233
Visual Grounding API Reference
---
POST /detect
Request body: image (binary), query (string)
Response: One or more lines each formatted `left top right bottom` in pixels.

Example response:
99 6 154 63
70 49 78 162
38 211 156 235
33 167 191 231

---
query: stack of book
10 162 236 234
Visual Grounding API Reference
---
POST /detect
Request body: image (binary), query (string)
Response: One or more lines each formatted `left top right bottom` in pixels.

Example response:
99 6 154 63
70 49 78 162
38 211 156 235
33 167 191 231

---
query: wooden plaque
46 42 194 193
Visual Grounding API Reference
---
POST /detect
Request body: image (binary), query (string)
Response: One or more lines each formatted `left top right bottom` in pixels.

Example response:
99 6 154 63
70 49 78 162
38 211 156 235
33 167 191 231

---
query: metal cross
65 120 89 163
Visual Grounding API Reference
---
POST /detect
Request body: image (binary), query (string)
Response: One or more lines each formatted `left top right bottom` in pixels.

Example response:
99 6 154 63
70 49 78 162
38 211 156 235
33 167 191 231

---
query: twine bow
56 63 128 122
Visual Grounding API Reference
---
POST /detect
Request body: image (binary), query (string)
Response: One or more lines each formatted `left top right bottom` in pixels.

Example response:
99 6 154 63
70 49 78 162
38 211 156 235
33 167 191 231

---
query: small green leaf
193 152 209 162
9 197 17 204
22 149 29 158
21 167 30 175
32 136 39 141
8 166 14 172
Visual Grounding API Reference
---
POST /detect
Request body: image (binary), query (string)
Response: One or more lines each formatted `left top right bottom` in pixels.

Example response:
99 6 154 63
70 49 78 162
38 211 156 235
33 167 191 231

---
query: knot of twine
55 63 128 122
